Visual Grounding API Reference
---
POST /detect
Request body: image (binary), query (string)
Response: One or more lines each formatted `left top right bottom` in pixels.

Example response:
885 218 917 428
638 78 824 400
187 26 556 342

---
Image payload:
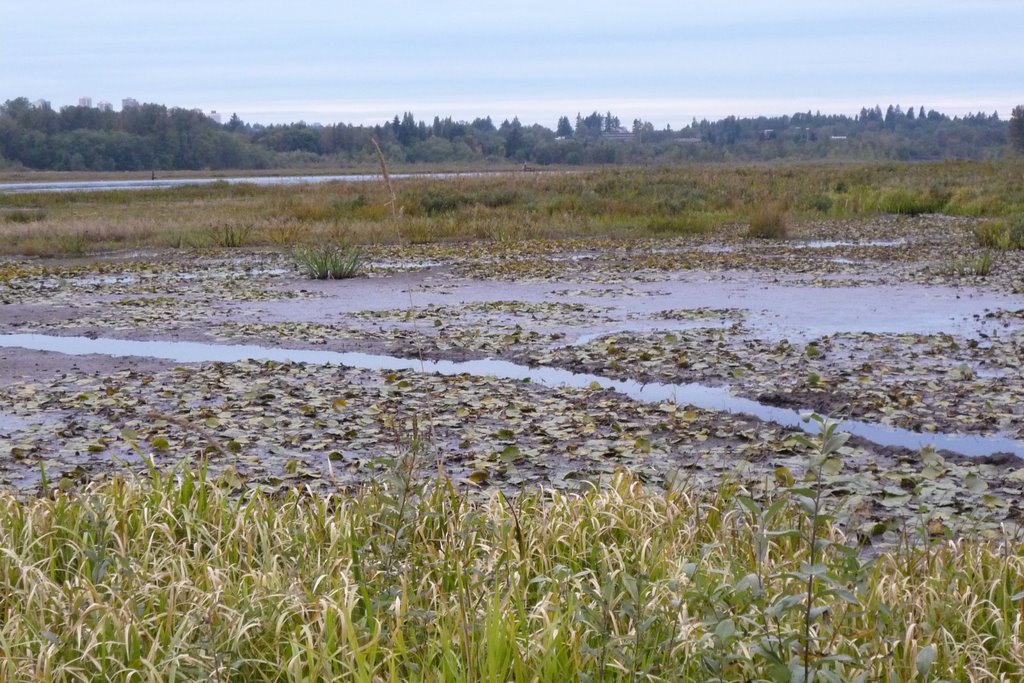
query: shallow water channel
3 333 1021 459
0 171 495 194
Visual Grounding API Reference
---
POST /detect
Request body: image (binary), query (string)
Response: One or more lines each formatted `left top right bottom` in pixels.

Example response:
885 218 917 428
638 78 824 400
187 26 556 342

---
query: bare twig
370 137 397 218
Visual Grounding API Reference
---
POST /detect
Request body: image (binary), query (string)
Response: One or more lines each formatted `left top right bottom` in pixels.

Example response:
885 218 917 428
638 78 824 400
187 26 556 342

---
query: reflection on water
1 333 1021 459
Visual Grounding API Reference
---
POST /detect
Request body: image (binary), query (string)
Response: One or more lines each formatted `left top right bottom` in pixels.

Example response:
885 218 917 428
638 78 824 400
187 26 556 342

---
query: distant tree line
0 96 1018 172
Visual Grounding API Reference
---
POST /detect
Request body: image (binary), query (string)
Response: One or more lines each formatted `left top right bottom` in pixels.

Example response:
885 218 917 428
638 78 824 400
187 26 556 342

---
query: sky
2 1 1022 129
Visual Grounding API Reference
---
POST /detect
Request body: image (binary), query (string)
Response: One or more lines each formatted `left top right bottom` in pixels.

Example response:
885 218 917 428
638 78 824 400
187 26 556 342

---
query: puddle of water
2 333 1021 459
77 274 139 286
549 253 600 263
795 240 905 249
0 412 34 432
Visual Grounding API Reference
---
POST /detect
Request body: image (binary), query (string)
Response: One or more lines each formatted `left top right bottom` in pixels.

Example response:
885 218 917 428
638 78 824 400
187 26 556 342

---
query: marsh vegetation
1 160 1022 257
1 161 1023 680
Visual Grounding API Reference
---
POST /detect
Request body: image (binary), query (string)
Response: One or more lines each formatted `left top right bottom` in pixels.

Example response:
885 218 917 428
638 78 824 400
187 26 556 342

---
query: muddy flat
2 214 1023 543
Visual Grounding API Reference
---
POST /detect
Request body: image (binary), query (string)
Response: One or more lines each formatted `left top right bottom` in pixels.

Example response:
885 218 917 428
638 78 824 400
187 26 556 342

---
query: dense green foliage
0 97 1016 172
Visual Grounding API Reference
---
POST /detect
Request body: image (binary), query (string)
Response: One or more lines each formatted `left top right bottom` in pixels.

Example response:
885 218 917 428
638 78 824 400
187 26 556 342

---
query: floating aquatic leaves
648 308 746 321
530 327 1024 441
216 320 567 355
0 358 1020 538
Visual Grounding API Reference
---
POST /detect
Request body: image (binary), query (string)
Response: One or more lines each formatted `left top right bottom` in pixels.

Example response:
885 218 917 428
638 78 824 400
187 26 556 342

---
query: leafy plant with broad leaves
727 415 877 682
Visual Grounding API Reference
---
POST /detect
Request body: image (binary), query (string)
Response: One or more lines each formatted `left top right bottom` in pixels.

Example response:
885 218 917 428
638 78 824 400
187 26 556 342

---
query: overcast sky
2 1 1021 128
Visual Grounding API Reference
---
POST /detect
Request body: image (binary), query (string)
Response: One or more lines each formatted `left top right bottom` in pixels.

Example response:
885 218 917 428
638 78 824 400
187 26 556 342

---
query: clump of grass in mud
209 222 252 248
264 221 306 246
975 215 1024 250
947 250 996 277
50 232 89 255
293 241 365 279
873 187 949 215
747 204 788 239
1 424 1022 681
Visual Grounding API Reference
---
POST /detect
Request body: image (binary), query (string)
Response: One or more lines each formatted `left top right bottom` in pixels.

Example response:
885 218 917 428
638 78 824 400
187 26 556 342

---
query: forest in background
1 97 1021 172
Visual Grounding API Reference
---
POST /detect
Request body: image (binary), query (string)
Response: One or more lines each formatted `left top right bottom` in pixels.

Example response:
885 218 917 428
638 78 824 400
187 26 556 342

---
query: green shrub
420 189 470 216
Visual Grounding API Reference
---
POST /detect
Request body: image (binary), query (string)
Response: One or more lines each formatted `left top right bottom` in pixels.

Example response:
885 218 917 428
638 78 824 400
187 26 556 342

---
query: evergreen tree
1009 105 1024 152
504 118 524 158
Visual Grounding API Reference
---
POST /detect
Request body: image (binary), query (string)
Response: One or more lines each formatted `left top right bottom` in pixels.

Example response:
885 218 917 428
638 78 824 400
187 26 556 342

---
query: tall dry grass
1 160 1022 255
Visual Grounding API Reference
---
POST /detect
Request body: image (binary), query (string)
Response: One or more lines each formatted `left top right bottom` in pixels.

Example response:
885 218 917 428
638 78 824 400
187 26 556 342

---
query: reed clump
293 242 365 279
747 204 789 239
975 215 1024 250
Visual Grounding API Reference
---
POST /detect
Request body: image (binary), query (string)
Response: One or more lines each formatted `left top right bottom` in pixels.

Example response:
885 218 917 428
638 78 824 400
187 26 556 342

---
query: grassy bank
1 445 1021 681
1 161 1022 256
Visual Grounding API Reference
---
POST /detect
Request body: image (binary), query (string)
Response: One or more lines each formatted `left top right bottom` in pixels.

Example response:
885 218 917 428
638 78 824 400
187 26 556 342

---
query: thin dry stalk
370 137 398 219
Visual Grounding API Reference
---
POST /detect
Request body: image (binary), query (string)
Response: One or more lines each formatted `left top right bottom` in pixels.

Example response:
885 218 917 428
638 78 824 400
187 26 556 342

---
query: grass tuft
874 187 949 215
293 242 365 279
947 250 996 277
974 215 1024 250
747 204 788 239
211 222 252 248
